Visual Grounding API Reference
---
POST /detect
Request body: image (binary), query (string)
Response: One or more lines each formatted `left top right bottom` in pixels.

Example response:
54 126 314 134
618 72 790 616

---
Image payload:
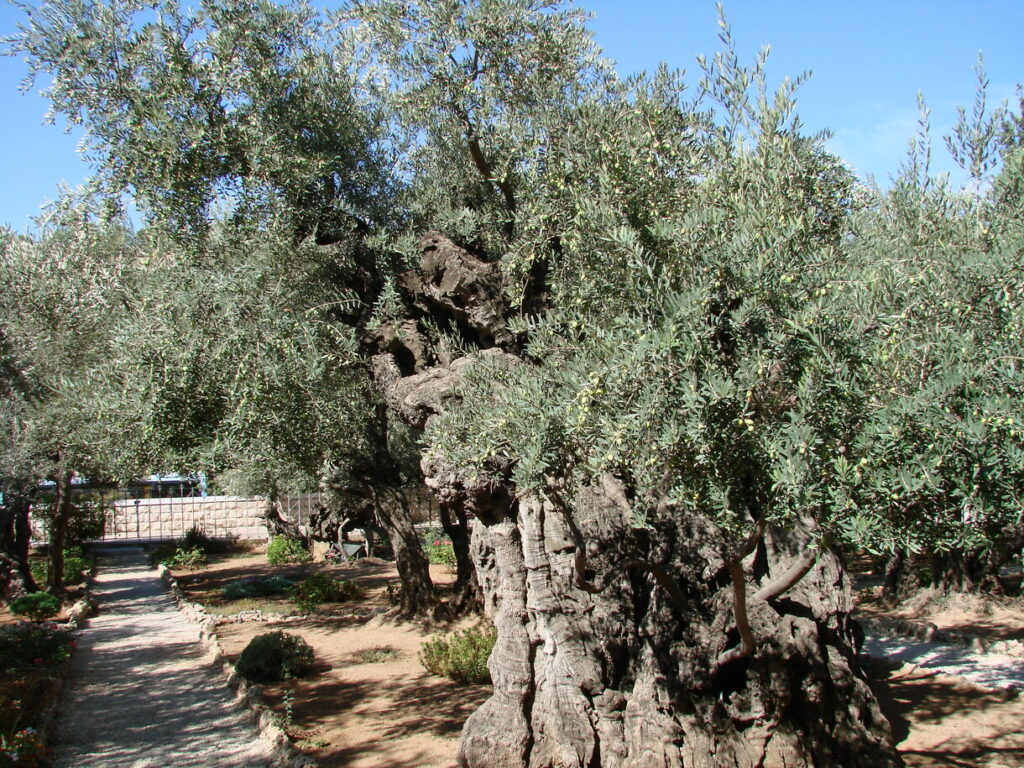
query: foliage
221 575 294 602
419 624 496 684
356 645 399 664
235 631 315 683
0 622 73 676
289 574 365 613
265 536 311 565
8 594 60 622
61 556 89 586
181 526 236 556
421 528 457 569
0 728 48 767
160 546 207 571
27 561 46 590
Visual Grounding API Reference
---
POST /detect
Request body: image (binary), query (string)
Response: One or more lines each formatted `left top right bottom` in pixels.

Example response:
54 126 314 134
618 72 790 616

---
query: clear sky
1 0 1022 233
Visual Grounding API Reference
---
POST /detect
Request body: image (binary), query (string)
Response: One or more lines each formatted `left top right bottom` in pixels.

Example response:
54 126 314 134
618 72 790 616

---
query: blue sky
1 0 1022 232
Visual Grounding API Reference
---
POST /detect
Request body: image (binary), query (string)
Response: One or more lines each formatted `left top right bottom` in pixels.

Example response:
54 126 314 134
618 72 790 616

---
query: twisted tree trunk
455 485 898 768
365 232 899 767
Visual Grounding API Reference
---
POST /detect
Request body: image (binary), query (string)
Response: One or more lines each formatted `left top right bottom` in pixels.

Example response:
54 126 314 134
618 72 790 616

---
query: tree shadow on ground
867 658 1024 767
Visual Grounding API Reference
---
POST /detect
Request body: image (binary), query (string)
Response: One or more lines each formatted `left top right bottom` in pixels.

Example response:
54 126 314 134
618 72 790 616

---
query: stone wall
101 496 268 541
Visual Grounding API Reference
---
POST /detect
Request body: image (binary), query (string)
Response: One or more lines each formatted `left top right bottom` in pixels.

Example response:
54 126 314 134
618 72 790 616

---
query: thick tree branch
716 558 756 667
754 534 831 602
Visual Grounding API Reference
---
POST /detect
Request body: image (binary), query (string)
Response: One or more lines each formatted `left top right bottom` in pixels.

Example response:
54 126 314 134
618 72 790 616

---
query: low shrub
356 646 400 664
27 548 90 587
235 631 314 683
28 560 47 588
221 575 294 601
8 594 61 622
419 624 496 684
0 727 48 767
266 536 311 565
161 546 207 571
181 526 237 555
146 542 177 568
0 622 73 676
289 574 365 613
62 556 89 585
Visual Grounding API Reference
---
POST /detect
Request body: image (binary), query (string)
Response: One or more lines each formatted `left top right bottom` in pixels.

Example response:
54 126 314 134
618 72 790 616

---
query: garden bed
169 552 488 767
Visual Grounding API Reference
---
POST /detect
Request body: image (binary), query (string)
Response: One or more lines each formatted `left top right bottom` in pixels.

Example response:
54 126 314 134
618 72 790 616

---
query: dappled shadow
862 635 1024 690
279 671 488 768
52 554 273 767
933 619 1024 642
868 659 1024 767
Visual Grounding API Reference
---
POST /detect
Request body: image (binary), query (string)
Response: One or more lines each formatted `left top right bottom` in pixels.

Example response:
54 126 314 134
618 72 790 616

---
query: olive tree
0 201 142 595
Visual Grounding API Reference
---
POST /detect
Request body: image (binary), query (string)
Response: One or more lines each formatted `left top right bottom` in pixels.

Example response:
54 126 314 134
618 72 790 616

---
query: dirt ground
172 553 486 767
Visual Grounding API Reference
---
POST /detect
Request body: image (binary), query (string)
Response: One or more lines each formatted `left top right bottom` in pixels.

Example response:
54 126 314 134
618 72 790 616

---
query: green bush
235 631 314 683
27 548 90 587
180 526 236 555
0 622 73 676
221 575 294 601
28 560 47 588
266 536 311 565
289 574 365 613
8 593 61 622
62 556 89 585
161 546 207 570
419 624 496 684
422 528 457 569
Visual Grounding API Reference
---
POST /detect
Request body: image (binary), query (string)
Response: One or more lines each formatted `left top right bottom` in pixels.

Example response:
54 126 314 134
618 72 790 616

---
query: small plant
146 542 177 568
235 631 314 683
419 624 496 684
266 536 311 565
221 575 295 601
161 546 207 570
62 555 89 585
1 728 48 767
27 548 90 587
289 574 365 614
0 622 73 676
28 560 47 587
181 526 214 552
356 646 400 664
8 593 61 622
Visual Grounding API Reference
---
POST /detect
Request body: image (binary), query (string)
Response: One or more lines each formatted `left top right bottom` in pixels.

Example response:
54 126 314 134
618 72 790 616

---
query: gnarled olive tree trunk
454 484 898 768
368 232 899 767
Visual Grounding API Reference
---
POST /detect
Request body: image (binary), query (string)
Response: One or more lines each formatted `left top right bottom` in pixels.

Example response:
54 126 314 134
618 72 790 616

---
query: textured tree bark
369 484 444 618
452 483 900 768
367 232 898 766
1 495 37 599
438 497 483 614
47 469 73 597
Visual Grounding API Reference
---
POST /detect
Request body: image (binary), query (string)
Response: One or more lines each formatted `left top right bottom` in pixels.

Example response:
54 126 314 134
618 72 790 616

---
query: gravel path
51 548 275 768
864 632 1024 691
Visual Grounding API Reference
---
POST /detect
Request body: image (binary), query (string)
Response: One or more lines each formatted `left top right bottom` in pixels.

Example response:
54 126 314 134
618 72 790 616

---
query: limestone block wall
102 496 269 541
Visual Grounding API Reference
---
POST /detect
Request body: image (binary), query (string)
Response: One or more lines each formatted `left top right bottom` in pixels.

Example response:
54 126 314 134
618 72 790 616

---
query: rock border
857 614 1024 659
158 564 318 768
37 583 97 746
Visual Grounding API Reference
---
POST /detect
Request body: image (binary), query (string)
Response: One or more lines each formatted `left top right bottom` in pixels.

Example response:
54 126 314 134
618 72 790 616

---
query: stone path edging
859 614 1024 658
37 590 97 747
158 565 318 768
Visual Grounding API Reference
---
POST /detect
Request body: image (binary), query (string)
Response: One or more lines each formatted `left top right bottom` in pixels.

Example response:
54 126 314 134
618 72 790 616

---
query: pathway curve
51 547 275 768
864 632 1024 691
